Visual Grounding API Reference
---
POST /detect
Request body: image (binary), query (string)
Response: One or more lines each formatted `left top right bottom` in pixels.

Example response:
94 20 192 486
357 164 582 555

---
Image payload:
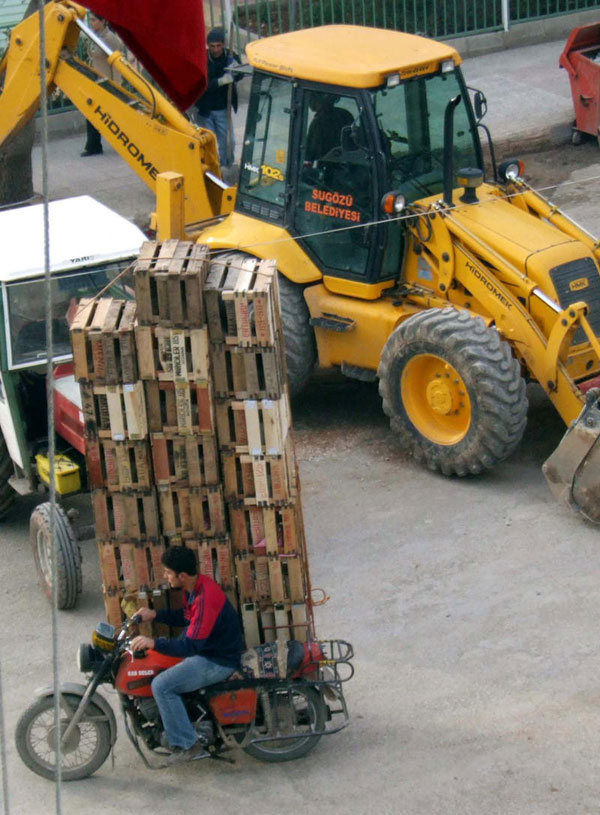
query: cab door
290 87 377 281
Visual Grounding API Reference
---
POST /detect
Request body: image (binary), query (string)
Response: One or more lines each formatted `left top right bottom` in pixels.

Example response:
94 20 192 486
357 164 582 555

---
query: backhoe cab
199 26 600 522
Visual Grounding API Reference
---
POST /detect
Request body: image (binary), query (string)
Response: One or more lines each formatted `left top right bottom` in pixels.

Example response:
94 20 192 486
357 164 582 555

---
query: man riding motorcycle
131 546 243 764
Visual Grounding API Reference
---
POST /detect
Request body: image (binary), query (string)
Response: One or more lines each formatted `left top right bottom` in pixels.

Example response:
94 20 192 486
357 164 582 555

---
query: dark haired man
193 27 241 167
131 546 243 764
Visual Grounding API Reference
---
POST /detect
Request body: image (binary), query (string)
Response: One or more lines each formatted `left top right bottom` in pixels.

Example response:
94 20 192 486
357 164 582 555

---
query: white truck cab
0 196 145 608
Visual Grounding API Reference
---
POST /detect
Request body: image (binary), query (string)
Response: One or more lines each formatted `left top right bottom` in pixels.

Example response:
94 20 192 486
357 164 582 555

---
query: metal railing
207 0 600 54
511 0 600 24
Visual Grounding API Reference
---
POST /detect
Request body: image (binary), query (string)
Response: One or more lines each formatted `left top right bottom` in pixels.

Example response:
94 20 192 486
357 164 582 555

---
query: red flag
81 1 207 110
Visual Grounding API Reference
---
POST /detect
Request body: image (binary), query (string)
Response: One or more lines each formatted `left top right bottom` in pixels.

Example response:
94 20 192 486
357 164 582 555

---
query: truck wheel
30 502 82 609
277 273 316 396
0 428 15 519
378 308 528 475
209 252 315 397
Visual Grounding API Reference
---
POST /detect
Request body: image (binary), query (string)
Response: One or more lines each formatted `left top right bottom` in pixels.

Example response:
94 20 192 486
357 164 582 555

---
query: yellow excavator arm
0 1 233 227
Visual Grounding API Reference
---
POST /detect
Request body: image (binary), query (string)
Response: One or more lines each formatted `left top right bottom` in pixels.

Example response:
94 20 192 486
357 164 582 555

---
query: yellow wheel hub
401 354 471 445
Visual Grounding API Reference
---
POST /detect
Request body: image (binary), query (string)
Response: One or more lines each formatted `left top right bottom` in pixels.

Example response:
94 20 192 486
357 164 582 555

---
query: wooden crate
70 298 138 384
234 550 305 604
145 380 214 435
97 537 167 595
136 325 210 382
151 432 219 488
215 397 290 454
86 438 153 491
240 601 311 645
210 344 284 399
204 256 280 346
158 484 226 538
228 503 304 555
221 448 296 505
81 381 148 441
92 489 160 541
134 240 209 327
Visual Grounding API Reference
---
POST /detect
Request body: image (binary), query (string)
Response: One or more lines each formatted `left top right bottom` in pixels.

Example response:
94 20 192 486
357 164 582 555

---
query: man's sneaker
166 739 210 765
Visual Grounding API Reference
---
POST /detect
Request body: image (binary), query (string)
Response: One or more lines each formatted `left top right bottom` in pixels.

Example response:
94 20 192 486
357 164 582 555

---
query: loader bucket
542 388 600 523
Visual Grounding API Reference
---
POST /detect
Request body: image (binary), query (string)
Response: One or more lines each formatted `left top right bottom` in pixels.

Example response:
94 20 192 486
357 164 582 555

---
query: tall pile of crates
70 240 313 646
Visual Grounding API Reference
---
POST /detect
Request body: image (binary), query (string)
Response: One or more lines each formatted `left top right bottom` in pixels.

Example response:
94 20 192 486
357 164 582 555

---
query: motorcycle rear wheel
243 685 326 762
15 693 112 781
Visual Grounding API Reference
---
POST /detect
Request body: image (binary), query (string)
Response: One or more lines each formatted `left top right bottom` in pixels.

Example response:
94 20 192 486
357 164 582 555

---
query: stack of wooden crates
70 240 313 646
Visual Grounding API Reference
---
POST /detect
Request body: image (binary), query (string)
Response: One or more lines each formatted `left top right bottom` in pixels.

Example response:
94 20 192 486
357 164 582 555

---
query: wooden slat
135 326 210 382
150 432 219 487
85 438 152 491
92 489 160 541
158 485 226 538
144 380 215 435
133 240 208 327
211 345 285 400
70 298 138 384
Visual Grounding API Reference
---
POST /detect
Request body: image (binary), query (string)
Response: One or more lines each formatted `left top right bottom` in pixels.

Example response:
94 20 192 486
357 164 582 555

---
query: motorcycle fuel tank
116 649 181 697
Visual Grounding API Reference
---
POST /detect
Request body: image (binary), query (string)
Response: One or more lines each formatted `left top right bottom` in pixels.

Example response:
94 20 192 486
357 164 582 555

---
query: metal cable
38 1 63 810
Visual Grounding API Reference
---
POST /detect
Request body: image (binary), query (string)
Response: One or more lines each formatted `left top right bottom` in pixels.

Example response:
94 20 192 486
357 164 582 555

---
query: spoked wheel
30 502 82 609
378 307 528 475
15 694 112 781
244 685 326 762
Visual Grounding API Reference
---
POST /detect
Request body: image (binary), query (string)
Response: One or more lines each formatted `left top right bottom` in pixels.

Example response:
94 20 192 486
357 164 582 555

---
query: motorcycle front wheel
15 693 112 781
244 685 326 763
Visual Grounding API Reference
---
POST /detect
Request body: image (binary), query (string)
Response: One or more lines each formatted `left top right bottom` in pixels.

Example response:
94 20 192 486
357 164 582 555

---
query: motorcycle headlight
92 626 116 652
77 643 96 673
77 643 106 673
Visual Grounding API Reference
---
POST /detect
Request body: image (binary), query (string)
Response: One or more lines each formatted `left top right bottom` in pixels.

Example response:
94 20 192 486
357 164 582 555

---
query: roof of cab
245 25 461 88
0 195 145 283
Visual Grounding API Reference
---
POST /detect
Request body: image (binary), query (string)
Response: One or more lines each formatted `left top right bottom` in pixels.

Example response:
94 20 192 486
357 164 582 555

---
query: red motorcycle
15 615 353 780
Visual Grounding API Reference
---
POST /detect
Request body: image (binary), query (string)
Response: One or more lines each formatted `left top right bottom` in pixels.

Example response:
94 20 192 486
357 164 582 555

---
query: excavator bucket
542 388 600 523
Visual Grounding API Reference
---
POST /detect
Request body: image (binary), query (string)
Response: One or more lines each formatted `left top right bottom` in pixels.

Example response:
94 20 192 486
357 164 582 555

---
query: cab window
373 70 480 202
237 73 292 215
292 90 374 279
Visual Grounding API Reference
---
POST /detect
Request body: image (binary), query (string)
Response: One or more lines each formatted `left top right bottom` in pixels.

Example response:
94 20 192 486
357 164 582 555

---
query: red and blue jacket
154 575 243 668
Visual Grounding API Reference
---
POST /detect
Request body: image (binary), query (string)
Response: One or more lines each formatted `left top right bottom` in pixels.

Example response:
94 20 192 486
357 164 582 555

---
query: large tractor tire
378 307 528 476
209 252 316 397
30 502 82 610
0 428 15 519
277 273 316 396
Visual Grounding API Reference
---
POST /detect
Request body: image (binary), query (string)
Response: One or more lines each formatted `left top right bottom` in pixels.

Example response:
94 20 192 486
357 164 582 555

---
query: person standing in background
193 28 241 168
80 14 125 157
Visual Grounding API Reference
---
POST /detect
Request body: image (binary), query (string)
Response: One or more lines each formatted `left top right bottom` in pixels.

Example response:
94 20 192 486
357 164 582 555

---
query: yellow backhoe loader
2 2 600 522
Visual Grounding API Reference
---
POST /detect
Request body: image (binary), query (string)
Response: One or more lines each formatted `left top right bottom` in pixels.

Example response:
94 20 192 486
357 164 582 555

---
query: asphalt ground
2 32 600 815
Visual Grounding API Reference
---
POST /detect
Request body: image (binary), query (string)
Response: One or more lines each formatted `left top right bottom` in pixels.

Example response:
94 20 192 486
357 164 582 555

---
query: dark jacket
195 49 241 115
154 575 243 668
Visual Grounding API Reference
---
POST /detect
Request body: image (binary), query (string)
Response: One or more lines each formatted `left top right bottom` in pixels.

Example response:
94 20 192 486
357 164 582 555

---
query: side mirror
473 90 487 121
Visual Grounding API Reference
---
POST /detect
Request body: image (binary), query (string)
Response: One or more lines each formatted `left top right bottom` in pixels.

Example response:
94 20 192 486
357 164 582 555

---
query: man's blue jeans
195 108 232 166
152 656 234 749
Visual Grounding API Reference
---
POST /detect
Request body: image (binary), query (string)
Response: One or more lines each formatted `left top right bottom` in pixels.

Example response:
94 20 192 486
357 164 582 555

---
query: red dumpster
560 23 600 145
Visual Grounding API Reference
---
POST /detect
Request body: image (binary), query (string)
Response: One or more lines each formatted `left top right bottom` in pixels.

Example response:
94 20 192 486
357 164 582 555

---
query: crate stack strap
72 240 314 646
